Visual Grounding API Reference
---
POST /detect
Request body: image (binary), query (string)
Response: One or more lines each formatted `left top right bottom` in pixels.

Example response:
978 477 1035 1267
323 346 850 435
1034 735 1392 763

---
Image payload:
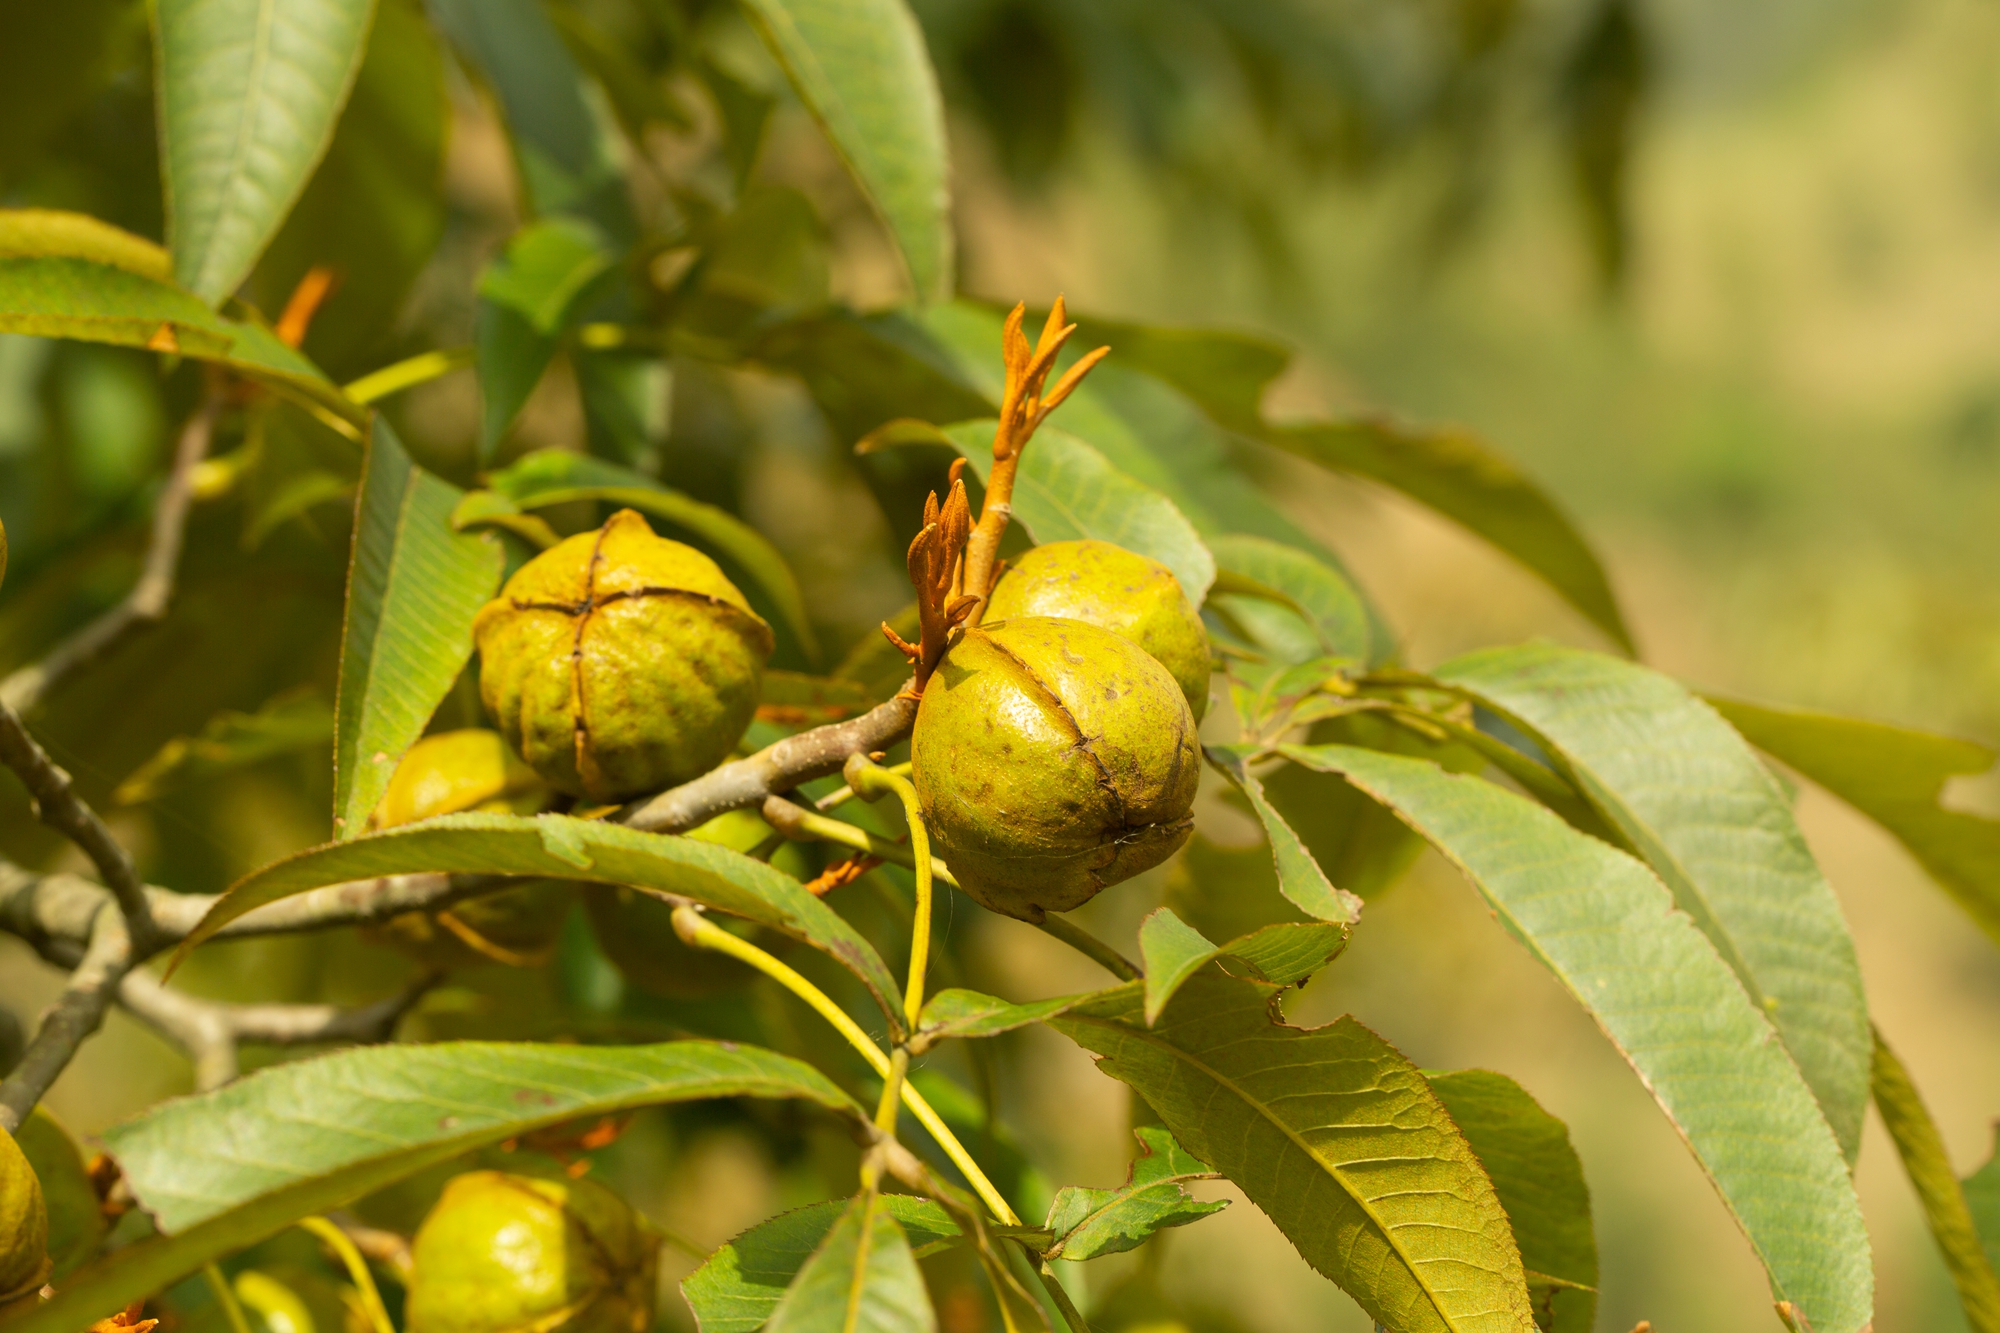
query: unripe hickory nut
475 509 773 802
407 1171 659 1333
0 1126 49 1304
15 1109 103 1281
913 616 1199 920
986 539 1211 720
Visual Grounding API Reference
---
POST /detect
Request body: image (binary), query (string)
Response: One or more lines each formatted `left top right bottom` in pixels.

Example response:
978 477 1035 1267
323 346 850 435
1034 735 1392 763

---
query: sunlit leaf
1044 1125 1225 1261
1206 533 1370 664
740 0 951 304
332 418 503 840
766 1191 937 1333
1137 907 1349 1024
1285 743 1873 1333
1051 974 1536 1333
156 0 377 303
1437 645 1872 1164
1428 1071 1597 1333
1205 746 1362 926
8 1041 857 1333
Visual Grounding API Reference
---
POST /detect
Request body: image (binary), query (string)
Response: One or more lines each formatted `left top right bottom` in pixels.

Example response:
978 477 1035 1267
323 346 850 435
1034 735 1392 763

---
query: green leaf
0 211 358 425
1059 311 1291 434
332 418 503 839
485 447 820 663
766 1191 937 1333
1137 907 1349 1024
156 0 378 304
687 1196 964 1333
1043 1126 1225 1261
426 0 633 239
7 1040 856 1333
1264 421 1632 655
1428 1071 1597 1333
1205 746 1363 926
1205 534 1371 664
1051 974 1536 1333
1283 743 1873 1333
174 812 906 1025
739 0 951 304
1967 1134 2000 1281
1436 645 1872 1164
115 690 334 804
1137 908 1222 1024
914 989 1081 1046
763 671 877 716
1870 1028 2000 1333
921 419 1214 602
474 218 616 460
1706 695 2000 952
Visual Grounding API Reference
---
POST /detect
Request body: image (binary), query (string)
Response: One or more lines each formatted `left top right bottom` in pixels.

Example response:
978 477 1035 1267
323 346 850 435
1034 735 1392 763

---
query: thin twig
0 399 217 714
0 905 130 1132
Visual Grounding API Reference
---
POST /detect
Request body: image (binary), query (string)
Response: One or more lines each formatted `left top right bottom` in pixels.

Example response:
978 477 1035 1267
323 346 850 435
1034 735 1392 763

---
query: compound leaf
766 1191 937 1333
1043 1125 1225 1261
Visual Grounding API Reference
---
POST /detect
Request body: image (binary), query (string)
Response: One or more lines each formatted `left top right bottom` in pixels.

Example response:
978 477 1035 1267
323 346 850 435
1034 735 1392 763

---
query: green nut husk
14 1109 103 1280
363 730 571 968
986 539 1211 720
0 1125 49 1304
913 616 1200 921
474 509 774 803
407 1170 659 1333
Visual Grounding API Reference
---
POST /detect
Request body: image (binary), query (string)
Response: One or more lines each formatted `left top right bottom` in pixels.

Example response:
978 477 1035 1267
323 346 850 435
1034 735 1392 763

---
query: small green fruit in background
232 1270 319 1333
986 539 1211 720
584 808 805 998
913 616 1200 921
474 509 774 802
0 1125 49 1303
363 730 571 968
14 1109 102 1280
406 1171 659 1333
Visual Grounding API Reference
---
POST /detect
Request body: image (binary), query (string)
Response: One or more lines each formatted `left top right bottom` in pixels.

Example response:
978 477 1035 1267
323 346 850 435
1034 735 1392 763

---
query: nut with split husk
474 508 774 803
363 729 571 968
406 1170 658 1333
986 539 1211 720
913 616 1199 921
0 1126 49 1307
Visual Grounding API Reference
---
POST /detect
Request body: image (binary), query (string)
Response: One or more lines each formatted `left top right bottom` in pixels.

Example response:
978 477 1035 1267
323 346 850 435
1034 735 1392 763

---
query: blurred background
4 0 2000 1328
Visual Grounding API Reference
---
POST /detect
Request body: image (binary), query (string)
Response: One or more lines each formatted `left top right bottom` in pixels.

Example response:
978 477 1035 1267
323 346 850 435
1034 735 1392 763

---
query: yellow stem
342 346 474 406
788 805 958 889
672 906 1021 1225
850 764 934 1028
299 1216 396 1333
203 1264 253 1333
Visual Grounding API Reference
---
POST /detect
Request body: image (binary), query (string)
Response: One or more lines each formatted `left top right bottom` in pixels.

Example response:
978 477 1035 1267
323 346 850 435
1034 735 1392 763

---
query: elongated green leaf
1044 1126 1225 1261
1059 311 1291 433
3 1042 853 1333
1707 696 2000 951
687 1196 964 1333
1206 746 1363 926
1967 1135 2000 1279
486 448 819 662
175 812 905 1024
1284 744 1873 1333
1870 1029 2000 1333
1051 974 1534 1333
116 690 334 804
1266 421 1631 654
1428 1071 1597 1333
1206 533 1370 663
156 0 377 303
914 989 1080 1046
928 419 1214 602
474 219 615 460
740 0 950 304
1138 908 1222 1024
332 419 503 839
767 1191 937 1333
1436 645 1871 1164
1137 907 1348 1023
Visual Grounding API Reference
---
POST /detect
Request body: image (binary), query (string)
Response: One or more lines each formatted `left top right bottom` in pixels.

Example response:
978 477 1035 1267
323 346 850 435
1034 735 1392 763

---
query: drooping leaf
739 0 951 304
426 0 634 239
331 418 503 840
1428 1071 1597 1333
686 1196 965 1333
115 690 334 804
8 1041 856 1333
1137 907 1349 1024
1265 421 1632 655
1284 743 1873 1333
1137 908 1222 1025
1707 695 2000 951
925 419 1215 603
156 0 378 303
485 447 819 663
173 812 905 1026
1205 746 1363 926
766 1191 937 1333
1436 645 1872 1164
914 989 1082 1046
1869 1028 2000 1333
1051 974 1536 1333
1205 533 1371 664
1966 1134 2000 1280
473 218 616 461
1043 1125 1225 1261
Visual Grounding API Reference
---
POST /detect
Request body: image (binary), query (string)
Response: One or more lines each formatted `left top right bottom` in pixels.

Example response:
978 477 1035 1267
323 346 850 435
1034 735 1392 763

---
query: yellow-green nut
364 730 570 968
986 540 1211 720
0 1126 49 1303
407 1171 658 1333
475 509 773 803
913 616 1200 921
15 1109 103 1280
